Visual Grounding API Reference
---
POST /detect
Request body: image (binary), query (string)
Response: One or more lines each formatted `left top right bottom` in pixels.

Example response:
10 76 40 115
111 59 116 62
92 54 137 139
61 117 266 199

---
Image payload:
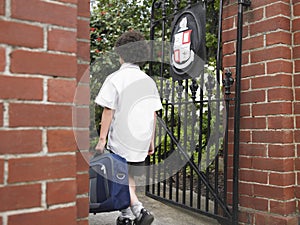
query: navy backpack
89 152 130 213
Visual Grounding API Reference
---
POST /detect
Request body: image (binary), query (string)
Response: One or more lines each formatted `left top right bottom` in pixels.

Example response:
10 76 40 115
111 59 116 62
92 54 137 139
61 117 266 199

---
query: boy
95 30 162 225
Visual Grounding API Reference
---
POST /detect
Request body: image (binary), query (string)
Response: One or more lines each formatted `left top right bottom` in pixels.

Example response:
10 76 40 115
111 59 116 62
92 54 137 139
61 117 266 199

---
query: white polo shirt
95 63 162 162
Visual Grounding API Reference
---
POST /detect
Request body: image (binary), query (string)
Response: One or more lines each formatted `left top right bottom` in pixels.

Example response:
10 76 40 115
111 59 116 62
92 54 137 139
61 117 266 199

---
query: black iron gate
146 0 250 224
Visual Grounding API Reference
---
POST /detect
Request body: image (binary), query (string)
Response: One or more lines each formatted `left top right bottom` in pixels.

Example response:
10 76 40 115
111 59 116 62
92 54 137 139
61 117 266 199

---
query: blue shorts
107 149 145 177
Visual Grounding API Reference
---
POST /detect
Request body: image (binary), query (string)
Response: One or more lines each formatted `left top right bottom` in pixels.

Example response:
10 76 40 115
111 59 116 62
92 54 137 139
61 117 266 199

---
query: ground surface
89 187 221 225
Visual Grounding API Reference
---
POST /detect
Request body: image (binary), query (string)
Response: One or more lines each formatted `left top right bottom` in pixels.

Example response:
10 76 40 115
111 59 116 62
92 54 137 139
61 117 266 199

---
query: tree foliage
90 0 221 152
90 0 220 64
90 0 152 63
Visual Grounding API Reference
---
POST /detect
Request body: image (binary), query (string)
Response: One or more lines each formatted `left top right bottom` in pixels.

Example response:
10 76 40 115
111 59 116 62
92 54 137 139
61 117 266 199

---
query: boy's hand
148 141 155 155
95 139 106 154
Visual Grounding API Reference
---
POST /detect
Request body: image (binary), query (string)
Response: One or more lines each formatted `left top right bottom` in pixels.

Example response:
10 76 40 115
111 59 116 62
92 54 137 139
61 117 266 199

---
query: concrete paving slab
89 189 221 225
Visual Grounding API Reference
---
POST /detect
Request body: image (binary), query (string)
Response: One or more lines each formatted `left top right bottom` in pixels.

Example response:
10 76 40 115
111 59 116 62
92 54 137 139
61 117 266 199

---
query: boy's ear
119 57 124 64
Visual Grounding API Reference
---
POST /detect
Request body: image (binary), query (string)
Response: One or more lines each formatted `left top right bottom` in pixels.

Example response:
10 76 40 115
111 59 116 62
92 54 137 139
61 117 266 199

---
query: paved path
89 188 221 225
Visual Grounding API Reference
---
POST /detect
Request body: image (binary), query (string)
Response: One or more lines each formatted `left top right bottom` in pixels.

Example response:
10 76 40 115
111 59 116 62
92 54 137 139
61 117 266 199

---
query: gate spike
176 80 184 99
190 79 199 102
173 0 179 12
205 75 215 98
161 0 166 18
164 80 171 101
222 69 234 96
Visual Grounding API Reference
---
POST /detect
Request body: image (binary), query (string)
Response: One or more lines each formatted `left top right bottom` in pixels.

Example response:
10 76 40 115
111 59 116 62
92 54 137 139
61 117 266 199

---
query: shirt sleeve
95 77 118 109
152 83 162 112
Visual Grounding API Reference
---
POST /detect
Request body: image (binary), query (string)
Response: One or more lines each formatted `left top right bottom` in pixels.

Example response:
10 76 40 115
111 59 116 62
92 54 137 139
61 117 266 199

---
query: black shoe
116 216 133 225
134 208 154 225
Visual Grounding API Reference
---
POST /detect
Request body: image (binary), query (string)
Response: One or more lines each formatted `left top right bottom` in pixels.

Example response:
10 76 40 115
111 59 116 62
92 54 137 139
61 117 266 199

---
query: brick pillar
223 0 299 224
0 0 90 225
76 0 90 225
294 0 300 222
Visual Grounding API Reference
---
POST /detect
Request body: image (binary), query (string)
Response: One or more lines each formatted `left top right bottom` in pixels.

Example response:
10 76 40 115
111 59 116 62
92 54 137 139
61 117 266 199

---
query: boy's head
115 30 150 66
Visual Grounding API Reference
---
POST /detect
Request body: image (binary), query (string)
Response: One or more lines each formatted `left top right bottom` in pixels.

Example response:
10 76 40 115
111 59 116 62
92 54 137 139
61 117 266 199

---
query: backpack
89 152 130 213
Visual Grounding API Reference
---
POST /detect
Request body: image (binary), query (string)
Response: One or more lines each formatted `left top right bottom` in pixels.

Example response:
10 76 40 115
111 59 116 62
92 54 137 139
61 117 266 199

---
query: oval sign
170 3 206 80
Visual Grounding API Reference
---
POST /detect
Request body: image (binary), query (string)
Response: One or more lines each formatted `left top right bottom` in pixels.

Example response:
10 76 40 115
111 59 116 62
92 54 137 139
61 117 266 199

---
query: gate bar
214 0 224 215
232 0 251 224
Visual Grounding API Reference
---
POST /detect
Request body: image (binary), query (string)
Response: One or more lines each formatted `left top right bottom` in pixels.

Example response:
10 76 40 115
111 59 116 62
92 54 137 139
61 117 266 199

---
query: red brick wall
76 1 90 224
223 0 299 224
294 0 300 222
0 0 90 225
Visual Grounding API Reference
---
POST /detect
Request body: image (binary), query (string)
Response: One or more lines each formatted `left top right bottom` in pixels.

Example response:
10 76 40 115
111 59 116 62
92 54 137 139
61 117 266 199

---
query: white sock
131 201 143 218
120 207 134 219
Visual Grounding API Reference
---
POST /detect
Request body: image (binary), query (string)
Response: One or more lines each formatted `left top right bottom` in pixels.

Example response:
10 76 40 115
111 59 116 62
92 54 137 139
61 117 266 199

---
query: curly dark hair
114 30 150 66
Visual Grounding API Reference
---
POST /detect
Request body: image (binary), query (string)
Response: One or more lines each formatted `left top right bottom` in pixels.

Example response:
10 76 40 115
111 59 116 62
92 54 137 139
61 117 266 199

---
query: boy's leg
128 175 154 225
116 167 144 225
116 174 137 225
129 175 143 218
129 175 141 206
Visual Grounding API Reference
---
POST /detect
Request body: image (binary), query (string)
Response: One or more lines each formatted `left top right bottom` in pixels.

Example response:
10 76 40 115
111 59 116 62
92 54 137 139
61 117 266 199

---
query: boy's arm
148 112 157 155
95 107 114 153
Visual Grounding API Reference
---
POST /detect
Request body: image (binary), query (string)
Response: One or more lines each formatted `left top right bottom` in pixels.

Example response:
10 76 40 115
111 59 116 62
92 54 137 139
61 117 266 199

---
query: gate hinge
238 0 251 7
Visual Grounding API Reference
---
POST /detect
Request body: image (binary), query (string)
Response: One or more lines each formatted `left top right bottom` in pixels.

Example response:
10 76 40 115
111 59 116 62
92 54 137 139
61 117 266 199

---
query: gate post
223 0 299 224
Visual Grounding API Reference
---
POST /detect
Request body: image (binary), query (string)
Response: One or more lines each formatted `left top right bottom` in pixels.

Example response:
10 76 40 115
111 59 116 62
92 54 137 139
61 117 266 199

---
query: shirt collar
120 63 140 70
